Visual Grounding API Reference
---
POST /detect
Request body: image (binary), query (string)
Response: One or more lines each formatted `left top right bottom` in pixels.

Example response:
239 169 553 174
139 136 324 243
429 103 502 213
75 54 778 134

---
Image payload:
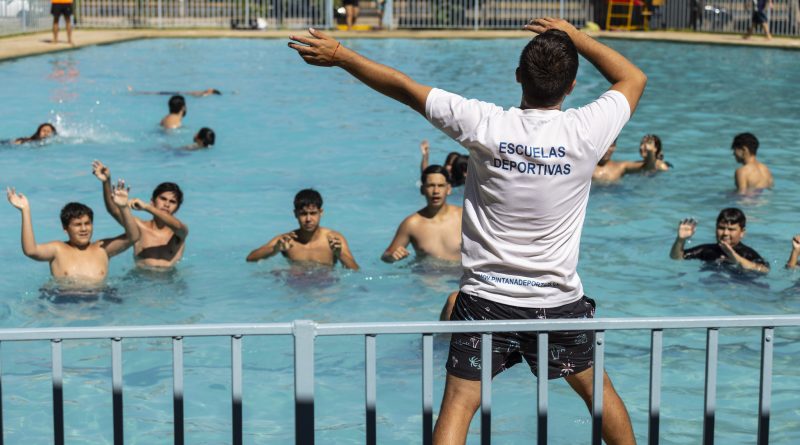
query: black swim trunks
51 3 73 18
343 0 359 6
446 293 596 380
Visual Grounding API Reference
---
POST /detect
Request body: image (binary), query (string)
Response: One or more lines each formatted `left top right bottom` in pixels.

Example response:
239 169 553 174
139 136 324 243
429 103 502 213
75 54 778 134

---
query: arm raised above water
288 28 432 116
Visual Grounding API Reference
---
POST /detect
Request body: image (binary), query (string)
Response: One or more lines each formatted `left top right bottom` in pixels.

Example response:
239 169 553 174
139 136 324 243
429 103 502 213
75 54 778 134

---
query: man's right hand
92 160 110 182
6 187 28 210
385 246 410 262
420 140 430 158
276 233 297 252
523 17 579 37
792 235 800 252
677 218 697 240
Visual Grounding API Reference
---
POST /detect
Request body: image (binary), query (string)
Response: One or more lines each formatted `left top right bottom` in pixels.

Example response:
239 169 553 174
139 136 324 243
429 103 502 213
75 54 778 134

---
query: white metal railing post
51 339 64 445
559 0 564 18
172 337 184 445
158 0 163 28
294 320 316 445
111 338 124 445
648 329 663 445
325 0 334 29
0 340 3 445
245 0 250 29
422 333 433 445
365 335 377 445
480 333 492 444
537 332 548 445
383 0 394 30
757 327 774 445
473 0 478 30
703 328 719 445
231 335 243 445
591 331 605 445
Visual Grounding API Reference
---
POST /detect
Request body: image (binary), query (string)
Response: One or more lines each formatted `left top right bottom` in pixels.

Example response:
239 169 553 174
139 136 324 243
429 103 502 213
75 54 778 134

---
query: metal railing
0 314 796 444
2 0 799 36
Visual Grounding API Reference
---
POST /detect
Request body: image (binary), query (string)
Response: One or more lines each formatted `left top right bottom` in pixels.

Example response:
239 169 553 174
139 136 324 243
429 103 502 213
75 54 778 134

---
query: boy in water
592 135 666 183
670 208 769 273
731 132 773 194
12 123 57 145
246 189 359 270
6 182 139 287
93 161 189 269
160 95 186 129
382 165 462 264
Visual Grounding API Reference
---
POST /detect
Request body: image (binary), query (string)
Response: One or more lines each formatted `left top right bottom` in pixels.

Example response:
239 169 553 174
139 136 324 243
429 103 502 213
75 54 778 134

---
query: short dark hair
168 95 186 114
60 202 93 228
451 155 469 187
518 30 579 107
210 89 222 95
151 182 184 209
732 132 759 155
421 165 451 185
642 134 663 159
294 189 323 211
716 207 746 228
196 127 215 147
33 123 57 140
444 152 461 168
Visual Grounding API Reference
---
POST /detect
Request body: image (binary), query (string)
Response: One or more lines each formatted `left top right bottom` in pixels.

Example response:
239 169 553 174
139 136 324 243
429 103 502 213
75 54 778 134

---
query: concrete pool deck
1 28 798 61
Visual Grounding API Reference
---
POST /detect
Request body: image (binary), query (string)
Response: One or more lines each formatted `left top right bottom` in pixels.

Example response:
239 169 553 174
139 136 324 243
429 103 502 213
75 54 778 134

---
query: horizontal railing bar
0 315 794 342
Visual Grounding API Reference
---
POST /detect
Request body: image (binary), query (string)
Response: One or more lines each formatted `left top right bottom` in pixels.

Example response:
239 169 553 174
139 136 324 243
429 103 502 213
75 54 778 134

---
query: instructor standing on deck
289 17 646 444
50 0 74 45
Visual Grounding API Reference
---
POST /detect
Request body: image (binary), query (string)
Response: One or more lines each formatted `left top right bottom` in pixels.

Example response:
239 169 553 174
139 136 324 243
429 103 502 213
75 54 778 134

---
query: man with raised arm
382 165 462 264
93 160 189 269
6 182 139 287
246 189 359 270
290 16 645 444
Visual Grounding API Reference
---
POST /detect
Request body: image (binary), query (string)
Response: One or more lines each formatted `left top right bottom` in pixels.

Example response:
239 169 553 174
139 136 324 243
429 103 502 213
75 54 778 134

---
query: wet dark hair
444 152 461 168
716 207 746 228
450 155 469 187
518 30 578 107
642 134 663 159
294 189 323 211
32 123 57 140
196 127 215 147
60 202 93 229
732 132 759 155
421 164 451 185
168 95 186 114
151 182 184 209
210 89 222 95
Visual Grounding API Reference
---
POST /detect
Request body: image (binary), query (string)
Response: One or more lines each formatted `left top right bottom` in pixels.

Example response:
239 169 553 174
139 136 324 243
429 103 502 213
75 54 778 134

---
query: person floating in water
246 189 359 270
129 87 221 97
93 161 188 269
382 165 462 264
187 127 215 149
12 123 57 145
6 182 139 288
731 132 773 195
592 134 668 183
786 234 800 269
419 140 468 186
160 95 186 129
669 208 769 274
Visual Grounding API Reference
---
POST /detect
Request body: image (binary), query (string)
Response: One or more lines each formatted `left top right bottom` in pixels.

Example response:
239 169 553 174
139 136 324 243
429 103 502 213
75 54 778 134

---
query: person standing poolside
669 208 769 274
6 183 139 288
382 165 462 264
289 16 645 444
160 95 186 129
592 135 667 183
786 235 800 269
731 132 773 195
93 161 189 269
50 0 74 45
246 189 359 270
745 0 772 40
343 0 359 30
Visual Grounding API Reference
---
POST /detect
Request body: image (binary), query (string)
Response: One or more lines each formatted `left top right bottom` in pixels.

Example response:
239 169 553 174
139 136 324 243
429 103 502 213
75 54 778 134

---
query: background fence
1 0 799 37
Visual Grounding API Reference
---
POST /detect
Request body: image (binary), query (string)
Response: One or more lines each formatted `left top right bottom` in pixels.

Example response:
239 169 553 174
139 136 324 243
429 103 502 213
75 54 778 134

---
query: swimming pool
0 37 798 444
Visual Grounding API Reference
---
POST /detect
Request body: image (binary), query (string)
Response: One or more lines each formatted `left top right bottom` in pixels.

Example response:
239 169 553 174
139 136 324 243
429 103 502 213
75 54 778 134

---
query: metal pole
294 320 316 445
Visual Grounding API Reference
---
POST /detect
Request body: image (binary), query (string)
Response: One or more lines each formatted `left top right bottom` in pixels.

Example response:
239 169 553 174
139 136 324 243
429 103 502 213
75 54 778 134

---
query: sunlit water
0 38 798 444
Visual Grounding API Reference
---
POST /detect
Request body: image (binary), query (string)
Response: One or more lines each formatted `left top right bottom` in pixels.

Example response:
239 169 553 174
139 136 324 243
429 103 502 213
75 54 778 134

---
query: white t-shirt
426 88 630 308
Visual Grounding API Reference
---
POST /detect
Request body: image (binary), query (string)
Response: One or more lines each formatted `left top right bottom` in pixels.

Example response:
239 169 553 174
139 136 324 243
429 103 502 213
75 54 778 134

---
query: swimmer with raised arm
382 165 462 264
669 208 769 274
93 161 188 269
786 235 800 269
290 16 645 444
731 132 773 194
246 189 359 270
160 95 186 129
12 123 57 145
6 183 139 288
592 134 667 183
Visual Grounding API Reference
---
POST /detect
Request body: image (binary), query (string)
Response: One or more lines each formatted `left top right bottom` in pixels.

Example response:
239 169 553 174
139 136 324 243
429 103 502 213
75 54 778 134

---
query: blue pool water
0 38 798 444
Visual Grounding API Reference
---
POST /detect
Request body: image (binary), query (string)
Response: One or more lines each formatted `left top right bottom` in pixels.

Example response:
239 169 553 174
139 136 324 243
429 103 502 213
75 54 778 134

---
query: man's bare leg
345 5 354 30
52 17 59 43
762 22 772 40
565 367 636 445
433 374 481 444
65 15 73 45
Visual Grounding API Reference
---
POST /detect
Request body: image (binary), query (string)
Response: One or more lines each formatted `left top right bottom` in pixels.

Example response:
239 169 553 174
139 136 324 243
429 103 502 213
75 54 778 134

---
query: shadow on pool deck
1 28 798 61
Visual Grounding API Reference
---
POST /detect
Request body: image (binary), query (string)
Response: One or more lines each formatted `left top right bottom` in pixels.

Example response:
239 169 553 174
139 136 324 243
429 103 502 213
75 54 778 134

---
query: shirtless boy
246 189 359 270
732 132 773 194
669 208 769 274
592 135 665 183
93 161 188 269
160 95 186 129
382 165 462 264
6 182 139 288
